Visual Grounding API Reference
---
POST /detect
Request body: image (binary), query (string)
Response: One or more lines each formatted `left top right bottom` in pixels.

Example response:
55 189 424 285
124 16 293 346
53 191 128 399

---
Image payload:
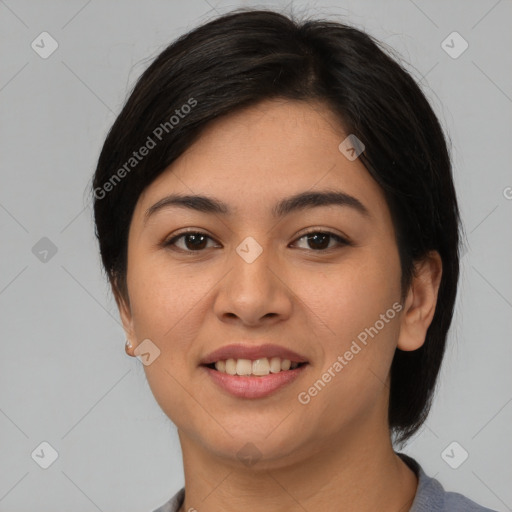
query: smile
207 357 305 377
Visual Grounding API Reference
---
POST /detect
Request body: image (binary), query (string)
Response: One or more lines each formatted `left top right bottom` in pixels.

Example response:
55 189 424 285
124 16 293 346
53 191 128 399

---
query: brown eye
165 232 217 252
293 231 350 251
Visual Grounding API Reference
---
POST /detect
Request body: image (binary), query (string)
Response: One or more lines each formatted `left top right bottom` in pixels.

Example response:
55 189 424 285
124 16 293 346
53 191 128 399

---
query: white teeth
225 358 237 375
269 357 282 373
214 360 226 372
252 358 270 375
281 359 291 371
236 359 252 376
211 357 302 376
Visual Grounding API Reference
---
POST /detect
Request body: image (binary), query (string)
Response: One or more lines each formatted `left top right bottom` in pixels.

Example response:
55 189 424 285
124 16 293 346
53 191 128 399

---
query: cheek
125 255 210 426
126 250 205 341
298 246 402 408
306 247 402 347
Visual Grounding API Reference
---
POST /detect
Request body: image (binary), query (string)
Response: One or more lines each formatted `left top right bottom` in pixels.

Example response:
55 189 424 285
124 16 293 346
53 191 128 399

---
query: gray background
1 0 511 511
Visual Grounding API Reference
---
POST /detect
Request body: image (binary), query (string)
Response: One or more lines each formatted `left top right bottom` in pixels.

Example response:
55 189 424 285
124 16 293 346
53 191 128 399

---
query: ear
111 280 136 355
397 250 443 351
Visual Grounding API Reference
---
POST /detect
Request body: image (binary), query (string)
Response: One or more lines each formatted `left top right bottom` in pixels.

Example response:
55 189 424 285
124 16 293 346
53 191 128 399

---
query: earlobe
111 282 136 351
397 251 443 352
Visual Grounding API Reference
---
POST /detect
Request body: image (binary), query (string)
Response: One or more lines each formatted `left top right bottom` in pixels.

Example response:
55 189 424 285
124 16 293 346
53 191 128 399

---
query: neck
176 417 417 512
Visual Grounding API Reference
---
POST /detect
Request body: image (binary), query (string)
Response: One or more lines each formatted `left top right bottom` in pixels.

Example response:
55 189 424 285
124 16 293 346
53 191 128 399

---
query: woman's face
120 98 408 467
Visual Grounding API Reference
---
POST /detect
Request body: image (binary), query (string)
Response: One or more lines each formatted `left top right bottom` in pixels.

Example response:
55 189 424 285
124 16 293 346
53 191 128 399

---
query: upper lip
200 343 309 365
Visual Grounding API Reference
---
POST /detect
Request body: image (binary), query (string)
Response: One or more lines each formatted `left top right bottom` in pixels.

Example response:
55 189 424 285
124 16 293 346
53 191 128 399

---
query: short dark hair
92 8 461 445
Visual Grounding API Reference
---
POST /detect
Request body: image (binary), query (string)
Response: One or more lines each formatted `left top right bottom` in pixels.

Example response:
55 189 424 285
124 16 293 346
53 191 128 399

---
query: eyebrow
144 189 371 223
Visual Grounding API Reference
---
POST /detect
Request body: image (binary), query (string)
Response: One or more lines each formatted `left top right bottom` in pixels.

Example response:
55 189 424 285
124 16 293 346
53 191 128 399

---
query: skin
117 98 442 512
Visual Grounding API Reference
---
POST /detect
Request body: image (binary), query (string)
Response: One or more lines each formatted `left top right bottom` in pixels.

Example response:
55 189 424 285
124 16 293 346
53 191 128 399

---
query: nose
213 243 293 328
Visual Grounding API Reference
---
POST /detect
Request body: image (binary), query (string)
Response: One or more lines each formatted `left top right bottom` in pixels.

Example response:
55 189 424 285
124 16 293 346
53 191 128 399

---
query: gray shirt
151 453 497 511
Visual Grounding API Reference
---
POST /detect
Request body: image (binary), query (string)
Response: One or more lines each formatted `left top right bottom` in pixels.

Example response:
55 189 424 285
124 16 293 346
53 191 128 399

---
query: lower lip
203 365 308 399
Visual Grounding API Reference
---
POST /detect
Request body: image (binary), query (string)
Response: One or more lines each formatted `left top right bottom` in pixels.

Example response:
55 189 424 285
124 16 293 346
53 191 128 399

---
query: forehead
134 99 389 223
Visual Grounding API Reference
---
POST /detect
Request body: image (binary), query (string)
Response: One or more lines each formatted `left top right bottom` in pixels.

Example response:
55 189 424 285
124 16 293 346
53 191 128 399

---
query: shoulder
397 452 498 512
151 488 185 512
151 457 499 512
444 490 497 511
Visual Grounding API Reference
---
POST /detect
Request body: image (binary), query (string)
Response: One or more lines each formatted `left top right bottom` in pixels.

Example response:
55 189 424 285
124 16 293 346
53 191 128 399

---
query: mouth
200 344 309 399
203 357 307 376
200 343 309 375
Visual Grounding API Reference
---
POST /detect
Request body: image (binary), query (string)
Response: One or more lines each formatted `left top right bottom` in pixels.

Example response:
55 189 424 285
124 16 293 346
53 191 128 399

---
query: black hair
92 8 461 445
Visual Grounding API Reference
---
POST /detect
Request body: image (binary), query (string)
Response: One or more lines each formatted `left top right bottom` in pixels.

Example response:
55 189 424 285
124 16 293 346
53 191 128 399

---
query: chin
208 434 308 470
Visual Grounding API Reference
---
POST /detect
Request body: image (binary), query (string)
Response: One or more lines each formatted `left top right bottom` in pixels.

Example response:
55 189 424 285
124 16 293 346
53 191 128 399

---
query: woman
92 8 497 512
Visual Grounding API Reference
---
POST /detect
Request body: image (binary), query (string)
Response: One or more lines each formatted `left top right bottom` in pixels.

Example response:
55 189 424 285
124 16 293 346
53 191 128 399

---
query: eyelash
163 229 351 253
